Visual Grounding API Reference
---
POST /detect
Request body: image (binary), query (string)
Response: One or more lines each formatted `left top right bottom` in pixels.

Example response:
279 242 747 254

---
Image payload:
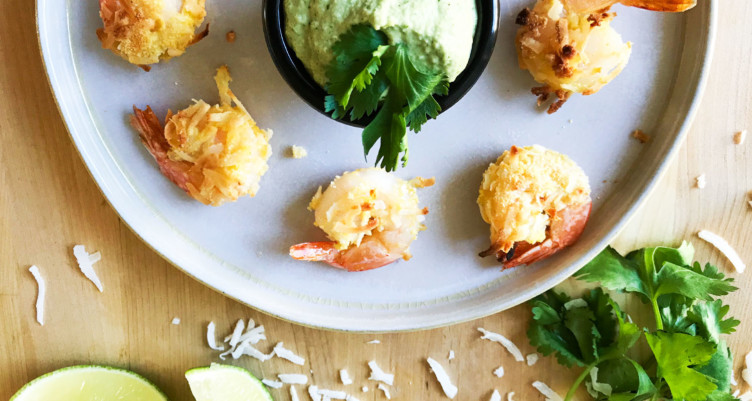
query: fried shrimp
515 0 695 113
130 66 272 206
97 0 208 68
290 168 434 272
478 145 591 269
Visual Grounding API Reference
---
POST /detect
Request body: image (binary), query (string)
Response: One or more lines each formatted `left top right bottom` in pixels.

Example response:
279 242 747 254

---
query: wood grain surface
1 1 750 400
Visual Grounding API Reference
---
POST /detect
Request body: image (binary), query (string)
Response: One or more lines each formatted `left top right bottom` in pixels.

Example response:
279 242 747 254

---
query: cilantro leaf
348 70 388 120
326 26 388 108
645 331 718 401
574 246 648 299
405 80 448 132
383 44 446 110
595 358 655 397
324 25 449 171
687 299 740 344
564 306 601 364
324 95 347 120
660 300 697 335
654 262 737 301
528 291 587 367
697 341 734 393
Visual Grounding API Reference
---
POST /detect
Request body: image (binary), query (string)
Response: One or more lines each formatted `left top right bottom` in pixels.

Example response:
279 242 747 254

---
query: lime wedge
186 363 274 401
10 365 167 401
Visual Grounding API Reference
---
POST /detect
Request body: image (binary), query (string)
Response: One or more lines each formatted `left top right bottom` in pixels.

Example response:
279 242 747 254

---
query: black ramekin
262 0 499 128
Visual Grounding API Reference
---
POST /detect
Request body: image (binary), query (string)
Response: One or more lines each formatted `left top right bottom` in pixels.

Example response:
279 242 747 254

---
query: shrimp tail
619 0 696 12
130 106 192 192
289 241 397 272
481 201 592 269
290 242 340 263
561 0 694 13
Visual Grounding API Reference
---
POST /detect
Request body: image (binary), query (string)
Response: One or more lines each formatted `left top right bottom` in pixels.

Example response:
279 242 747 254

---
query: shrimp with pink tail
290 168 434 272
515 0 694 113
130 66 272 206
478 145 591 269
97 0 208 69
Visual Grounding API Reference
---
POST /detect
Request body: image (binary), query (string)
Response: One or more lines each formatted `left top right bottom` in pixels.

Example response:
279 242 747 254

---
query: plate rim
36 0 716 332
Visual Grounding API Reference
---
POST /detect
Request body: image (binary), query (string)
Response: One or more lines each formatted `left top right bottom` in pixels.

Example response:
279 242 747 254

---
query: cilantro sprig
529 242 740 401
324 25 449 171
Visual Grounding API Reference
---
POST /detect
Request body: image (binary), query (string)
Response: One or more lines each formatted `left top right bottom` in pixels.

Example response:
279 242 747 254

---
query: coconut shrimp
97 0 208 69
477 145 591 269
290 168 434 272
130 66 273 206
515 0 695 113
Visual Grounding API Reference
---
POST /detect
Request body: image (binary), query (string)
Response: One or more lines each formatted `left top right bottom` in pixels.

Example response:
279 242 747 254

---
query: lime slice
10 365 167 401
186 363 274 401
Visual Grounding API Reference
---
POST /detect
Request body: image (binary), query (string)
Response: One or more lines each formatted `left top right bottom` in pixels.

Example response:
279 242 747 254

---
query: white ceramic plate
37 0 714 331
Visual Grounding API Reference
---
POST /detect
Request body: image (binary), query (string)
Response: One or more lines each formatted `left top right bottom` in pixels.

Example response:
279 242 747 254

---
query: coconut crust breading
97 0 208 67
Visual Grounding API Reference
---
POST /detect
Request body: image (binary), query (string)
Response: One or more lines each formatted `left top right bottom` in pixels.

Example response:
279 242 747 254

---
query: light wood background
1 1 750 400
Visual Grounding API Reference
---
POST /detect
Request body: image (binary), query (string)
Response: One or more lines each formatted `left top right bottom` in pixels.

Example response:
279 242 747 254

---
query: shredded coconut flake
731 369 738 386
507 392 515 401
279 374 308 385
368 361 394 385
563 298 587 310
73 245 104 292
367 339 381 344
742 350 752 386
242 344 274 361
290 385 300 401
361 386 368 393
171 317 181 325
493 366 505 378
589 367 612 396
448 350 455 360
317 389 347 399
308 386 322 401
532 381 563 401
698 230 747 273
489 389 501 401
340 369 353 385
377 383 391 400
526 353 539 366
427 357 458 399
262 379 283 389
274 342 305 365
345 395 360 401
206 322 224 351
478 328 524 362
733 390 740 398
28 265 45 326
228 319 246 348
695 174 707 189
239 324 266 344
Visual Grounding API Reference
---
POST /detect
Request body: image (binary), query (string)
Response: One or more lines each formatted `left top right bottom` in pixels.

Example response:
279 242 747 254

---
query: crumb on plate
631 129 650 143
289 145 308 159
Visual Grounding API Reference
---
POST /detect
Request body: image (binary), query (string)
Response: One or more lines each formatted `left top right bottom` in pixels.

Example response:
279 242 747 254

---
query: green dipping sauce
284 0 478 87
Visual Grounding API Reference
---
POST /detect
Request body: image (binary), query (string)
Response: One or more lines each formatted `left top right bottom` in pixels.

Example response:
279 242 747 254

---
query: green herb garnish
529 242 740 401
324 25 449 171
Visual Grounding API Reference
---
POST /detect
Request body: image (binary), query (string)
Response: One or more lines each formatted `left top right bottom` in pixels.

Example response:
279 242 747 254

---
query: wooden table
1 1 750 400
